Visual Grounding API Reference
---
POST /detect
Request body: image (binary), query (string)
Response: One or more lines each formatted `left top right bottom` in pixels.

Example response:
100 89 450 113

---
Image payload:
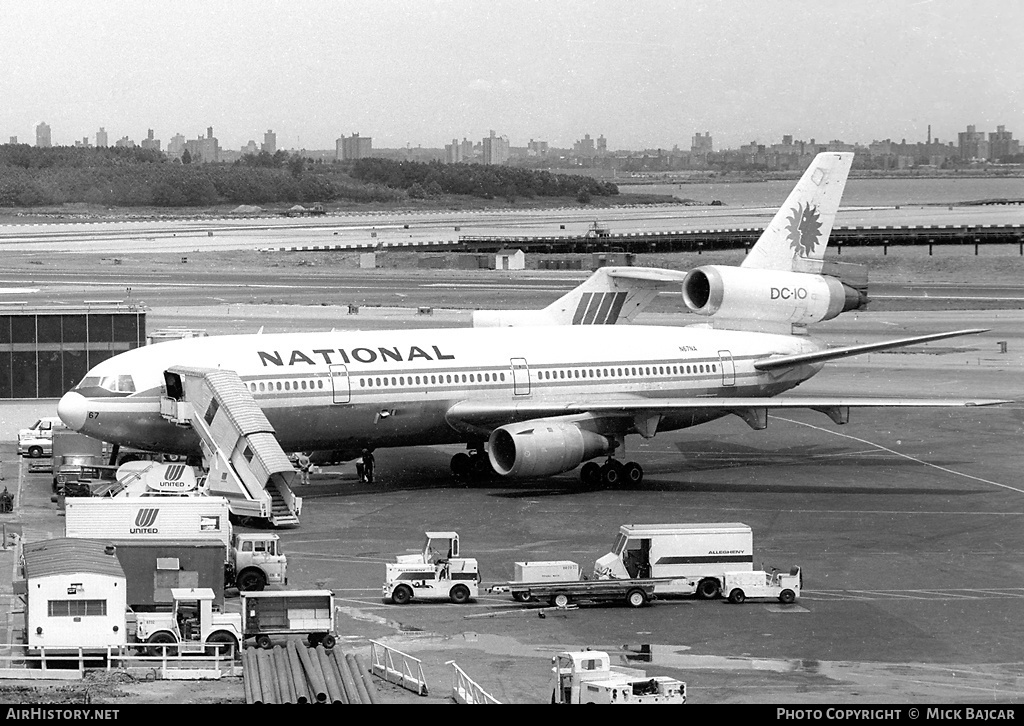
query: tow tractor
384 531 480 605
134 587 241 656
723 566 803 604
551 650 686 704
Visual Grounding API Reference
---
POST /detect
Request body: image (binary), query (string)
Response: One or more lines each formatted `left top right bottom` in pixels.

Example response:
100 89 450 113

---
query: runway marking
806 587 1024 602
775 416 1024 495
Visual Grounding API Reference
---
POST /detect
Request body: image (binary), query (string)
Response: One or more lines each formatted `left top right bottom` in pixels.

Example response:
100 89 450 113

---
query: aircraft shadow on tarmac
311 442 982 499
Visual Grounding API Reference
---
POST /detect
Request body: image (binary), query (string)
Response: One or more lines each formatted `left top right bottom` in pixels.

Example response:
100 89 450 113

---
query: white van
594 523 753 598
18 417 66 458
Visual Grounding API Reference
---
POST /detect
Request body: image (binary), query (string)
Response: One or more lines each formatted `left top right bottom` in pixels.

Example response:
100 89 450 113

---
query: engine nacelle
682 265 866 325
488 420 613 478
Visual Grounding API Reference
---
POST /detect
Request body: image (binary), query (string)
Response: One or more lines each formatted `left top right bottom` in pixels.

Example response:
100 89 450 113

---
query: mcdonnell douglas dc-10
57 153 1005 486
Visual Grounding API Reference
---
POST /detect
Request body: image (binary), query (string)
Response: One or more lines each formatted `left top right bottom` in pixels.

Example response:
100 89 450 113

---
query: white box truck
594 523 753 599
64 497 287 591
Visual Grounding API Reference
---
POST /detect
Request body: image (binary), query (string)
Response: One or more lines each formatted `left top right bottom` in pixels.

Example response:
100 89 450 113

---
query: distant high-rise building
527 139 549 157
262 129 276 154
167 133 186 160
988 125 1019 161
8 136 16 144
96 127 108 148
36 122 51 148
183 127 219 163
597 135 607 154
958 124 989 160
445 138 463 163
574 134 596 157
242 140 259 155
74 136 91 148
482 130 509 165
460 138 474 160
115 136 136 148
140 128 161 152
336 133 372 161
691 131 713 156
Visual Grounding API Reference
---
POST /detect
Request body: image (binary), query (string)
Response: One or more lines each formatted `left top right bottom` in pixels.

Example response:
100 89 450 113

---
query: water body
617 176 1024 208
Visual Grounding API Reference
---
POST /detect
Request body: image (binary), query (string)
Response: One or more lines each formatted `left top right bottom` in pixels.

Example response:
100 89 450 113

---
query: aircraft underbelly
265 399 462 450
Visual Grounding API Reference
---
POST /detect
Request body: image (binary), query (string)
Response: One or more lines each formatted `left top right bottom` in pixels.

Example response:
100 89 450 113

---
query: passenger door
510 358 530 396
717 350 736 387
329 364 351 404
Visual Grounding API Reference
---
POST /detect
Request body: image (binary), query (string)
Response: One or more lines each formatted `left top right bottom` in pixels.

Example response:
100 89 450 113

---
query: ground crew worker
295 453 311 485
361 449 375 483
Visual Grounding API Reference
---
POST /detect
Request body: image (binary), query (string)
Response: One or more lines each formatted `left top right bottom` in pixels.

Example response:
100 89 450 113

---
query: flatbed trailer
491 578 675 608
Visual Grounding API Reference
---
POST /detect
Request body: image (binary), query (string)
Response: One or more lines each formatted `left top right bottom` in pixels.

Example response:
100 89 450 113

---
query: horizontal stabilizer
753 329 990 371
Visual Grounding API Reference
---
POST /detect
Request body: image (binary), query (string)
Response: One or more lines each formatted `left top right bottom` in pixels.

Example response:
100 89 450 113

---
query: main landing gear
580 458 643 487
450 447 496 482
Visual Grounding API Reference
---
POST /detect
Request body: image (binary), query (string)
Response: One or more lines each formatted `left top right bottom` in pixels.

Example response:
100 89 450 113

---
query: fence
0 642 240 680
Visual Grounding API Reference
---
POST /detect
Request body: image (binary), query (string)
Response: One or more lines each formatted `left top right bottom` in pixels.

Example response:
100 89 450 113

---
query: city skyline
2 1 1021 150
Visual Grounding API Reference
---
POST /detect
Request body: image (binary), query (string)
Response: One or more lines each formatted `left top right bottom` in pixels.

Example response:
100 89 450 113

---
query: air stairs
158 365 302 527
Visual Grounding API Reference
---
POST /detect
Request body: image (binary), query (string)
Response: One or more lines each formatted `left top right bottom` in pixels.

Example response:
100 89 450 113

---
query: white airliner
57 153 1005 486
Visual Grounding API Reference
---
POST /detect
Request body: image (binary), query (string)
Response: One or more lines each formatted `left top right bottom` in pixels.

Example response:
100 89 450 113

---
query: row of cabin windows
245 363 720 394
359 371 508 388
248 379 326 394
538 363 716 380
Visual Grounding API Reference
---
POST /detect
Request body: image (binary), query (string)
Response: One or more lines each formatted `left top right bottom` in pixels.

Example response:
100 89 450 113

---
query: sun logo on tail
786 203 823 257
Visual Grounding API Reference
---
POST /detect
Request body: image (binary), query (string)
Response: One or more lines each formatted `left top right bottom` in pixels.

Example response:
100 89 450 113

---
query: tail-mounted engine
488 420 613 478
682 265 867 326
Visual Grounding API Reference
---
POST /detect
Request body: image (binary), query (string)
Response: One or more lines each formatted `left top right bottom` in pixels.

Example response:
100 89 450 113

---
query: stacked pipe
243 641 382 705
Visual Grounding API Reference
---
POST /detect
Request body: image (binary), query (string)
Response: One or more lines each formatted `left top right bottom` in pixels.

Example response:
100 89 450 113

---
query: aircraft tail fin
741 152 854 273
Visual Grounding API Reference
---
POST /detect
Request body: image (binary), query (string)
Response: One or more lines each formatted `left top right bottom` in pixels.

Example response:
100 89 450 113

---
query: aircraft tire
600 461 624 487
580 461 601 486
623 461 644 485
450 453 472 480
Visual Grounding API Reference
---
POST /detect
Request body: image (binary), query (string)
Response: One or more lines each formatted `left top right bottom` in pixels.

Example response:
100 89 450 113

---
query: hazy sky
2 0 1022 151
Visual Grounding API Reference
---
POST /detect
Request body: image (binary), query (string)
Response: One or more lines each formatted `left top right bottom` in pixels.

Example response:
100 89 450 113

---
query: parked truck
594 523 753 599
551 650 686 704
384 531 480 605
135 587 241 656
64 497 287 591
18 416 65 458
51 430 107 493
241 590 337 649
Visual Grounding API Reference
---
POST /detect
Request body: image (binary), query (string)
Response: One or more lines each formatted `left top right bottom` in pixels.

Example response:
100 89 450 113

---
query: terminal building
0 304 146 399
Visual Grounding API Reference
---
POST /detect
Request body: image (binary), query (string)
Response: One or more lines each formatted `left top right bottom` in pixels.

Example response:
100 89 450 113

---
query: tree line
349 158 619 201
0 145 618 208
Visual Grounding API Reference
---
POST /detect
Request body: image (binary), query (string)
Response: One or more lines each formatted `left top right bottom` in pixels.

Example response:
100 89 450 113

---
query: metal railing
0 643 240 680
445 660 501 704
369 640 428 696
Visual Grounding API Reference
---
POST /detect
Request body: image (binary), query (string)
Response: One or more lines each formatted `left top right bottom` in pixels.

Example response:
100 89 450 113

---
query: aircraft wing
753 329 989 371
446 394 1010 431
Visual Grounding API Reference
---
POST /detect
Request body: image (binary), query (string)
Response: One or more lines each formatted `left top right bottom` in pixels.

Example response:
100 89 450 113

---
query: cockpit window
76 375 135 394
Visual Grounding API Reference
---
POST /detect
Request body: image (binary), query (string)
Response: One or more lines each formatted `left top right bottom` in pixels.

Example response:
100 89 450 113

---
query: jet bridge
158 365 301 527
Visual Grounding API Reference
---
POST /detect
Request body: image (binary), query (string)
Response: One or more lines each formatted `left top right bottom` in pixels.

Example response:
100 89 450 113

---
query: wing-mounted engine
682 265 867 331
488 420 614 478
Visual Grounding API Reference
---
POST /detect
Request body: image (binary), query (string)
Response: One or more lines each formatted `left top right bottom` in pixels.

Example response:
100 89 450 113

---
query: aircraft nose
57 391 89 431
